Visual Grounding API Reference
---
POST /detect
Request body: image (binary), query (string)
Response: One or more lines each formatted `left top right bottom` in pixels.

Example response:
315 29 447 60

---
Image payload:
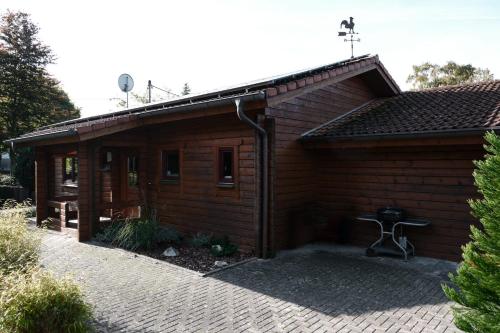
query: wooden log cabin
7 54 500 261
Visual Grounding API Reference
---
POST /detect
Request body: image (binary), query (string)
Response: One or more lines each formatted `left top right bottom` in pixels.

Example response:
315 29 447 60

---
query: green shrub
96 211 181 251
95 221 122 243
0 201 92 332
0 269 93 333
12 147 34 193
210 236 238 257
0 174 15 186
442 132 500 333
156 226 181 244
114 218 158 251
189 232 213 248
25 205 36 218
0 200 41 276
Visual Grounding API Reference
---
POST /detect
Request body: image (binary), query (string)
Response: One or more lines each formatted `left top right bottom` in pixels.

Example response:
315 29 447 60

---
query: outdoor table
356 213 431 260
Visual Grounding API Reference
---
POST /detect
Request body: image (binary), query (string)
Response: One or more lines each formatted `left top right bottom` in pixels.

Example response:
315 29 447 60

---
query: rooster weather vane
338 17 360 58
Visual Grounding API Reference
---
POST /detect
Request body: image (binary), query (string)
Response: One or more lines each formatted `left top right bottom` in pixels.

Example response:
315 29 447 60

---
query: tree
0 11 80 152
407 61 493 90
12 147 34 191
442 131 500 333
181 82 191 95
0 11 80 189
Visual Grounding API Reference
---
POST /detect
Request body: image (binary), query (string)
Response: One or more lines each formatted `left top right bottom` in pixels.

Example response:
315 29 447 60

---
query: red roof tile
303 80 500 139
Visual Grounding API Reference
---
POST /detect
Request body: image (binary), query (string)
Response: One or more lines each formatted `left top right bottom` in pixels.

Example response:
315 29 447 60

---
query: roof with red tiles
7 54 398 144
303 80 500 140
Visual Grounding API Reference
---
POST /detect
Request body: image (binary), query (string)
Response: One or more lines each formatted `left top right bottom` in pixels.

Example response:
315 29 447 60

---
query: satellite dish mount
118 73 134 108
338 17 360 58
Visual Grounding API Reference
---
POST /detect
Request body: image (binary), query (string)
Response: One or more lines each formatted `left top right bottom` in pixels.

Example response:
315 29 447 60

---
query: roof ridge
404 79 500 93
37 54 377 132
301 98 382 137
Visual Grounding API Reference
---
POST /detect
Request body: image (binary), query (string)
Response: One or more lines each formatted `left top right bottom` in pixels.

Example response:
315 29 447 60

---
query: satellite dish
118 73 134 92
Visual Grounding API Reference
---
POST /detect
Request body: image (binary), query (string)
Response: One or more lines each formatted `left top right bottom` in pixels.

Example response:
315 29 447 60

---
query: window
218 147 234 184
127 156 138 187
63 157 78 183
101 151 112 170
101 151 113 171
162 150 180 180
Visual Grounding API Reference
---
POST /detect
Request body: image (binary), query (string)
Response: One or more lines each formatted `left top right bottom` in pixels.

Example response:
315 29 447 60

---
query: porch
35 141 145 240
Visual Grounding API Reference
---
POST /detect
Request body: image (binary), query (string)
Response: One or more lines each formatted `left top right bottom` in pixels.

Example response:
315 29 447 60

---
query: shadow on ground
209 248 453 317
41 231 458 332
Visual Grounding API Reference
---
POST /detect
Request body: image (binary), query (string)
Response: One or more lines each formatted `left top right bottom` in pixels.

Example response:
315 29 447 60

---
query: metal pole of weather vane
338 17 360 58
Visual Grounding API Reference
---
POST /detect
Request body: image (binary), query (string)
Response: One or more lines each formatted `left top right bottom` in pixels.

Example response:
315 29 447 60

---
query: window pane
127 156 138 186
63 157 77 181
128 156 137 172
223 152 232 178
128 156 133 172
166 152 179 177
65 158 72 175
128 172 136 186
102 151 112 168
219 148 234 183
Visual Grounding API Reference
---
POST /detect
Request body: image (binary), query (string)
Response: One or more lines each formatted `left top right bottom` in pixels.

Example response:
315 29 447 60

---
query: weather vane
338 17 360 58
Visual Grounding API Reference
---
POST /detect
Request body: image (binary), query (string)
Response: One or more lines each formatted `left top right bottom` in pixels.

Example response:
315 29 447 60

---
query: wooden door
120 150 139 205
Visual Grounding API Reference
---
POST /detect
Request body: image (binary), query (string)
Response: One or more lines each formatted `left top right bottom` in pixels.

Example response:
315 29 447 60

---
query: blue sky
3 0 500 117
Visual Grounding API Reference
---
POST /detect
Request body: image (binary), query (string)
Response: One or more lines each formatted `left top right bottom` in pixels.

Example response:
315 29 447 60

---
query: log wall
267 76 377 251
144 113 258 252
313 144 483 261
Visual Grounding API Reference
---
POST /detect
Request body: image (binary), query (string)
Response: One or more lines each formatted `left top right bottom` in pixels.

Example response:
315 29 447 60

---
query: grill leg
369 220 385 249
392 223 408 260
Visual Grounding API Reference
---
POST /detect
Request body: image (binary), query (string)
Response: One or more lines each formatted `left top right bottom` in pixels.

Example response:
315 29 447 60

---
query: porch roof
302 80 500 141
6 54 399 146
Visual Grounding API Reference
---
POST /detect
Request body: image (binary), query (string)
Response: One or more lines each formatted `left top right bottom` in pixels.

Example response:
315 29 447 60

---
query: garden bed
95 218 254 274
143 244 253 273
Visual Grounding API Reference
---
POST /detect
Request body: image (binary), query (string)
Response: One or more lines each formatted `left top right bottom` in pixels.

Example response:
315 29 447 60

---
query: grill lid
376 207 405 223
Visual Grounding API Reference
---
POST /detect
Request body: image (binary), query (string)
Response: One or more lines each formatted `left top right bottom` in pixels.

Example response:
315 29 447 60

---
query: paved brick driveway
41 232 460 332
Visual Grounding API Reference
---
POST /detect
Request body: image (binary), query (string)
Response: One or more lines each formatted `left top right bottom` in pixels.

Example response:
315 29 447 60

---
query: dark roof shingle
303 80 500 139
9 54 397 144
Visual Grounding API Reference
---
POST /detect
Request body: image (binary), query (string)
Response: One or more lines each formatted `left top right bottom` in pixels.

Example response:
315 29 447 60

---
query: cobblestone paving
41 232 461 332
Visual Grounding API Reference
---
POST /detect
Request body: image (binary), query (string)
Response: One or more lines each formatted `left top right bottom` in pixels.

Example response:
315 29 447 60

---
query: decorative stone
162 247 179 257
211 244 223 255
214 261 228 268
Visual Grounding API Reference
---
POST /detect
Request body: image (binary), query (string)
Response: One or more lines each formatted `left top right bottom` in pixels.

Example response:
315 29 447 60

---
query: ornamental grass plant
0 200 40 275
0 269 94 333
0 200 94 332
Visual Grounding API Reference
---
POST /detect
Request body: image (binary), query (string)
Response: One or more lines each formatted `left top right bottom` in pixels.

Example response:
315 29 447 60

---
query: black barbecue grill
356 207 430 260
376 207 405 224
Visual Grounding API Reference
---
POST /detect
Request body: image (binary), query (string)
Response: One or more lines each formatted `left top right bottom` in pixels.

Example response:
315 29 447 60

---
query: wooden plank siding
77 142 91 241
32 72 484 261
313 144 483 261
142 113 259 253
267 76 377 251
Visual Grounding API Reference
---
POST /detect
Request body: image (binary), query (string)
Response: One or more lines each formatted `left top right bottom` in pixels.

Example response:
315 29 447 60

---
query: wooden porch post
77 141 96 241
35 147 48 225
92 144 101 234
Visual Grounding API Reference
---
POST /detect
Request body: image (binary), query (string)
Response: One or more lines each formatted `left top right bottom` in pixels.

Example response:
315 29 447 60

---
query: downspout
235 99 268 258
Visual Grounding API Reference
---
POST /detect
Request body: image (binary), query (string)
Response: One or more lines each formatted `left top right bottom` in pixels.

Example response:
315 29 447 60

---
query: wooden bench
47 199 78 228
